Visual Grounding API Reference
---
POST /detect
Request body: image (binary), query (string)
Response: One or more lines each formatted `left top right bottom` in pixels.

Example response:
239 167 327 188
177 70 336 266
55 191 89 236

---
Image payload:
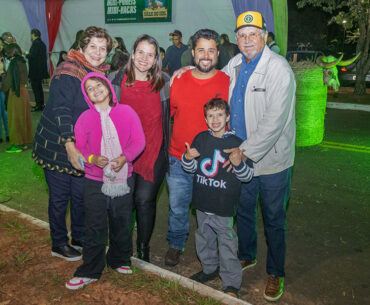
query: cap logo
244 14 254 24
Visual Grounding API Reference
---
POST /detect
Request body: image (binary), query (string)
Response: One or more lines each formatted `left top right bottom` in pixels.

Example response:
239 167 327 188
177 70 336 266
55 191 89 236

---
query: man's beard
194 59 217 73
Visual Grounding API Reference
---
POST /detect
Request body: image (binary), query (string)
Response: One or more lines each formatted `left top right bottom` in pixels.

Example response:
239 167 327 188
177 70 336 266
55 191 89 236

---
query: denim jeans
44 169 85 247
166 155 194 250
0 82 9 139
237 167 292 277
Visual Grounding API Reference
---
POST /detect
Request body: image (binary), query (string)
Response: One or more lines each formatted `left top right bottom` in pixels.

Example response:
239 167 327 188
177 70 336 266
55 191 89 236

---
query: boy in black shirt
181 98 253 298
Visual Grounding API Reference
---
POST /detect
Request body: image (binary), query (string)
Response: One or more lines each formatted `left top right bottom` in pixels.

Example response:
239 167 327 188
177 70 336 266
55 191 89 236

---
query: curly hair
79 26 113 54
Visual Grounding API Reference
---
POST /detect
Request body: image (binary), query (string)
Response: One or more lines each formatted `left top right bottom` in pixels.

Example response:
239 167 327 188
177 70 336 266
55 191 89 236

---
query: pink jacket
75 72 145 181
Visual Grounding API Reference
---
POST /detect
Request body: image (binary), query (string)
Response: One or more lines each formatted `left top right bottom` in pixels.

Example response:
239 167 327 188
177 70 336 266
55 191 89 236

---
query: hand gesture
184 142 200 160
223 147 246 171
170 66 191 86
91 155 109 168
65 142 86 171
111 155 127 172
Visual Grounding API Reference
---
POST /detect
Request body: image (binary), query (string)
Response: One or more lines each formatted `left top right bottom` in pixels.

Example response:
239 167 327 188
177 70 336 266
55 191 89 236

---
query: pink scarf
97 106 130 198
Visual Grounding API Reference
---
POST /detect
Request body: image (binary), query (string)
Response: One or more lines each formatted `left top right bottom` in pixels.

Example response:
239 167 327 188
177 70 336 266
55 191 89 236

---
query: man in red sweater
165 29 230 267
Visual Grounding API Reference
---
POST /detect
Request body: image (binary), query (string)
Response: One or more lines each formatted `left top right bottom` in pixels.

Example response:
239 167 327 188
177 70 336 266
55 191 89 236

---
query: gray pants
195 210 242 290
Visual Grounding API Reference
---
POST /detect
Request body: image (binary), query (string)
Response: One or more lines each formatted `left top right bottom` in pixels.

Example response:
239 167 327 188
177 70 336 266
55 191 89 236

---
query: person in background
1 44 33 152
27 28 49 112
65 73 145 290
70 29 84 50
162 30 188 76
57 51 68 67
218 33 239 69
0 38 9 143
267 32 280 54
180 36 193 67
33 26 112 262
108 36 129 70
159 47 165 61
109 34 170 262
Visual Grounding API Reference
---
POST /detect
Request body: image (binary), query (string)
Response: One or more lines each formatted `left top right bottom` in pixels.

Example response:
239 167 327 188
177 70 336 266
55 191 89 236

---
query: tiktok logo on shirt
197 150 227 189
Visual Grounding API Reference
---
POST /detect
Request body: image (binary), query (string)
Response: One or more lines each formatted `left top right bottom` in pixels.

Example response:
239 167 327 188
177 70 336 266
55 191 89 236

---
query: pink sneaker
116 266 133 274
65 277 97 290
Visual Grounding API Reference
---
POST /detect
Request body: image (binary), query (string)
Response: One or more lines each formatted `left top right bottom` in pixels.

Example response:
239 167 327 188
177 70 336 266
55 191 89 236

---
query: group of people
0 31 35 153
29 10 295 302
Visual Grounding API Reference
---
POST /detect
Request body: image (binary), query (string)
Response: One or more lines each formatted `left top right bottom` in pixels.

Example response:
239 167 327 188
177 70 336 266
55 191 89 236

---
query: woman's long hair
125 34 164 93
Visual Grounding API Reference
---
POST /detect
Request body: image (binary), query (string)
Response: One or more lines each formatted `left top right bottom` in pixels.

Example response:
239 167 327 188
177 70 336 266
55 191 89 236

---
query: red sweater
169 70 229 159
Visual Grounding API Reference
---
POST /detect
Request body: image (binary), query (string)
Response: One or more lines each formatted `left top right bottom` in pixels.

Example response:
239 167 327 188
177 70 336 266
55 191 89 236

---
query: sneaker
51 245 82 261
70 239 83 251
189 268 219 283
240 259 257 270
5 145 22 153
164 247 182 266
65 277 97 290
223 286 239 298
116 266 133 274
263 274 284 302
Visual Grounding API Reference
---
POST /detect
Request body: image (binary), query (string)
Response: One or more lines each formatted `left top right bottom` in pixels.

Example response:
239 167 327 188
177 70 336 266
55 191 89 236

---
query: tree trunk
354 74 366 95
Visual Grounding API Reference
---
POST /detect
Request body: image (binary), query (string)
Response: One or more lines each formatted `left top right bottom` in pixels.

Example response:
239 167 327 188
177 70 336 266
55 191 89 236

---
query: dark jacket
32 63 92 176
27 37 49 80
108 70 171 172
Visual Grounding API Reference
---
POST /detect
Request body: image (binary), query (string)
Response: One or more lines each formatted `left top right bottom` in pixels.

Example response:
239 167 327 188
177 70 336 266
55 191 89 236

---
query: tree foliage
297 0 370 95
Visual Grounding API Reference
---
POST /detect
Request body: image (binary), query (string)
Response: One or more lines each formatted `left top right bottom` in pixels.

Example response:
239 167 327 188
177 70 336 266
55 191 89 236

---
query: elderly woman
1 43 33 152
33 26 112 261
109 34 170 262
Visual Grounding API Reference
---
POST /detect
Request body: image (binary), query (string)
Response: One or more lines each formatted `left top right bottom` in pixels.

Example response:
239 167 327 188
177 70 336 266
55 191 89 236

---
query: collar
208 129 235 139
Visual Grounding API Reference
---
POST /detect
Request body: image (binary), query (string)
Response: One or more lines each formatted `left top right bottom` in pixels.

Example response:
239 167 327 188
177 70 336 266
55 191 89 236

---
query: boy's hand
184 142 200 160
91 155 109 168
111 155 126 172
223 147 246 171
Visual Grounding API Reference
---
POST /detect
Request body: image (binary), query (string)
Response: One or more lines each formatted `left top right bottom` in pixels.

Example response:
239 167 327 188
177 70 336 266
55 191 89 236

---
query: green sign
105 0 172 23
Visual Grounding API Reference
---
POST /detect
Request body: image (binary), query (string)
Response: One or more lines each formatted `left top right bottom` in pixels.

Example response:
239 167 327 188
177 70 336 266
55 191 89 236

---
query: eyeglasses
236 32 259 41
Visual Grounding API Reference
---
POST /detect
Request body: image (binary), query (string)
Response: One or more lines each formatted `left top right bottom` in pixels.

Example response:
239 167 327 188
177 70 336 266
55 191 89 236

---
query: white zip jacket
222 46 296 176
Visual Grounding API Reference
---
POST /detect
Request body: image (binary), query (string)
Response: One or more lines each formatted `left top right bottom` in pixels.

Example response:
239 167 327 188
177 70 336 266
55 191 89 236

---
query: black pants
74 177 134 279
132 147 166 246
30 78 44 108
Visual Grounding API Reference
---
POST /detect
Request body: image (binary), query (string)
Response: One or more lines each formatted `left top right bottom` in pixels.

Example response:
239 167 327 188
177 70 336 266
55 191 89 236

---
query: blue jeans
44 169 85 247
237 167 292 277
166 155 194 250
0 83 9 139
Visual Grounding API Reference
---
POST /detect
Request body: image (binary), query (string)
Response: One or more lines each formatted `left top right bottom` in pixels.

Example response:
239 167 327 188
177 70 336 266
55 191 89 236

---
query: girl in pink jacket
66 72 145 290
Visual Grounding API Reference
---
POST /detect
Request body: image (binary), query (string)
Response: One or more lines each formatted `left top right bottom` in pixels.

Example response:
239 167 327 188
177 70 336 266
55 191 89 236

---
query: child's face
85 79 110 108
205 108 230 138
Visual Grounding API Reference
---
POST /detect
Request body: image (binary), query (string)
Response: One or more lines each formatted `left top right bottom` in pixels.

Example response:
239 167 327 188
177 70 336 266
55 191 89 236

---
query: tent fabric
231 0 275 34
271 0 288 56
20 0 50 58
45 0 64 75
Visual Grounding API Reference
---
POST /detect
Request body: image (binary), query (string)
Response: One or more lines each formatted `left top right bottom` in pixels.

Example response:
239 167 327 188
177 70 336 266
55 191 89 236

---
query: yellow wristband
88 154 94 164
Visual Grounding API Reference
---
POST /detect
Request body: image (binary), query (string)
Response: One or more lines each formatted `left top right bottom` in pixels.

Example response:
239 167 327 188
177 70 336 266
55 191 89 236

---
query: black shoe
137 242 150 262
164 247 182 266
190 268 219 283
6 136 9 142
51 245 82 261
223 286 239 298
71 239 83 251
31 106 42 112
